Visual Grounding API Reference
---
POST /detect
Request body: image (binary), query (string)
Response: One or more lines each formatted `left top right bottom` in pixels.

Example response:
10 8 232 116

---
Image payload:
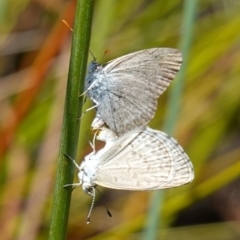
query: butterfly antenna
100 50 110 65
91 130 98 153
89 50 97 61
86 187 96 224
95 187 112 218
62 19 73 32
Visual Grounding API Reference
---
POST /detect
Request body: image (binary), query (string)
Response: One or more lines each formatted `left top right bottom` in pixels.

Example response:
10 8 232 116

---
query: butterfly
83 48 182 136
65 126 194 194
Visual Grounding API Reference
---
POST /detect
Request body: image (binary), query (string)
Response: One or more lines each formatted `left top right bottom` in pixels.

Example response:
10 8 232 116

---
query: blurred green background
1 0 240 239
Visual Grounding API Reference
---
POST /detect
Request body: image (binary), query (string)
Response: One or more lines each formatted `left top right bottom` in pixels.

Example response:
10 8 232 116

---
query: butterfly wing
94 127 194 190
94 127 146 161
92 48 182 135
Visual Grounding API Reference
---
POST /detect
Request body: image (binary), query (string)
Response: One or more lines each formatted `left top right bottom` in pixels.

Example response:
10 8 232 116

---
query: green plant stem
143 0 198 239
49 0 94 239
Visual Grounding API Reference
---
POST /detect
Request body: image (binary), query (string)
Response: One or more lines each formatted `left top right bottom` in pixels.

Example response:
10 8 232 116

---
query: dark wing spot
132 173 138 178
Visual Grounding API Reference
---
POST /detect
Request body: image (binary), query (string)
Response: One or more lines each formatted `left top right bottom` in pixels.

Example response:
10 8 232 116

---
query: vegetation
0 0 240 239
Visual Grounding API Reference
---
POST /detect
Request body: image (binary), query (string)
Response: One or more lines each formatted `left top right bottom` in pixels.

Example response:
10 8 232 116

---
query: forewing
94 127 194 190
96 48 182 135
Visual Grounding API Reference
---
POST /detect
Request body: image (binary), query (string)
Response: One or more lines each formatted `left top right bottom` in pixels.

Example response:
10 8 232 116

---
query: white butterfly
66 126 194 194
83 48 182 136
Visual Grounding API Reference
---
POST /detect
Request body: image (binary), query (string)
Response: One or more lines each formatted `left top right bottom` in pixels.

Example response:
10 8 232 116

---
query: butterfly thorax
85 61 110 101
78 154 100 195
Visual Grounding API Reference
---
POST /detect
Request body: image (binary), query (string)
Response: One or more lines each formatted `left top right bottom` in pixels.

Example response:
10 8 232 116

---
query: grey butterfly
84 48 182 136
65 126 194 194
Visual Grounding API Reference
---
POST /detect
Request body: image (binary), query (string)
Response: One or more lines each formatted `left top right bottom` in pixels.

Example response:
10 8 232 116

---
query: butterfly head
78 166 96 196
82 182 95 196
87 61 102 74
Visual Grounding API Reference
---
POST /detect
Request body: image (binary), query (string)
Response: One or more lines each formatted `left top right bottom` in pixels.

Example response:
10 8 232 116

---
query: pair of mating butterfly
65 48 194 221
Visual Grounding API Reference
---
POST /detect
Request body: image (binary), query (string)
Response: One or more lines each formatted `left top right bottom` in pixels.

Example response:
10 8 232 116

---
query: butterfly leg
88 139 95 152
63 183 81 188
88 132 98 153
79 89 89 97
88 130 98 153
64 153 81 171
79 99 99 120
92 130 97 152
79 80 98 97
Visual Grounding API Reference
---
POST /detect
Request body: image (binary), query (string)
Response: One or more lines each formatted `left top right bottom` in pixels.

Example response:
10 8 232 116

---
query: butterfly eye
88 62 100 74
93 65 101 72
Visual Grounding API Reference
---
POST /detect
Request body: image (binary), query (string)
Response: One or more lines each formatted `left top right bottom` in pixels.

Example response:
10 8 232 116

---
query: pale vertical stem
143 1 198 239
